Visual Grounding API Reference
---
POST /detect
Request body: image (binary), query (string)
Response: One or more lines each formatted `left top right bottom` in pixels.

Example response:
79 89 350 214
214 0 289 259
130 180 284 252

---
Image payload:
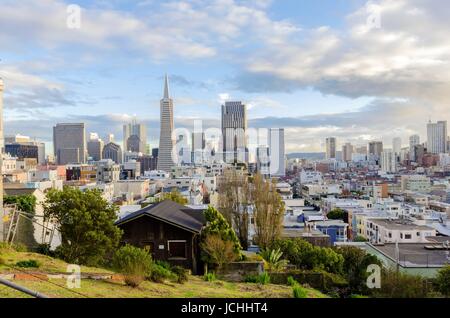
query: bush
201 234 238 270
372 269 429 298
15 260 40 268
171 266 189 284
35 244 54 257
259 248 288 272
287 276 298 287
112 245 152 288
293 285 308 298
204 272 217 282
435 265 450 297
149 263 177 283
245 272 270 285
155 260 171 270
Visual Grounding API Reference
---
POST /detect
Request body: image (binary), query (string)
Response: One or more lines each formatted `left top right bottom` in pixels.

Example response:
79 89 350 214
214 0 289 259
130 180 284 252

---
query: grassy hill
0 246 327 298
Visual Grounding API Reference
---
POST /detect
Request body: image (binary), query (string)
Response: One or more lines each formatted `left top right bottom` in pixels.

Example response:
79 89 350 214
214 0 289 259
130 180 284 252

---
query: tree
251 174 285 248
201 235 237 270
435 265 450 297
217 169 251 249
158 189 188 205
44 187 123 266
336 246 382 294
113 245 153 287
327 208 346 221
259 248 288 272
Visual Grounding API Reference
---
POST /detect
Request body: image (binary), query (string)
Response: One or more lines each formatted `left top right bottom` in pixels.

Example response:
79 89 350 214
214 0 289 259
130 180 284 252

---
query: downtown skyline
1 0 450 155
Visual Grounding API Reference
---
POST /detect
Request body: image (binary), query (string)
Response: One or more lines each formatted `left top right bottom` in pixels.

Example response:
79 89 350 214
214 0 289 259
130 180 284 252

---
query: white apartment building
380 149 397 173
299 169 323 184
401 175 431 193
365 219 436 244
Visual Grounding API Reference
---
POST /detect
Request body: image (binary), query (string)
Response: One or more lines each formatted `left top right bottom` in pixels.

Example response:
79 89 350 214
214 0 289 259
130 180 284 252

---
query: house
115 200 206 274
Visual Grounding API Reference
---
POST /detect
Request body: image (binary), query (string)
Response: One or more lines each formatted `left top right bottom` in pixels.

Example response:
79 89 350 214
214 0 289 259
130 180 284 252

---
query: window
405 234 412 240
417 232 420 236
388 232 392 238
168 240 187 259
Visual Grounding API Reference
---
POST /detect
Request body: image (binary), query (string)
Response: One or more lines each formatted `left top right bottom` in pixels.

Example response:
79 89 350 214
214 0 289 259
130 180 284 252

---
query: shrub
171 266 189 284
201 234 238 269
112 245 152 288
35 244 54 257
259 248 288 272
155 260 172 270
204 272 217 282
435 265 450 297
149 263 177 283
293 285 308 298
15 260 40 268
287 276 298 287
372 269 429 298
245 272 270 285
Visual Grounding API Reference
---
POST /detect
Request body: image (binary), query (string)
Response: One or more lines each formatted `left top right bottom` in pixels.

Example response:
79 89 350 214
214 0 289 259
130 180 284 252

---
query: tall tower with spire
157 74 175 172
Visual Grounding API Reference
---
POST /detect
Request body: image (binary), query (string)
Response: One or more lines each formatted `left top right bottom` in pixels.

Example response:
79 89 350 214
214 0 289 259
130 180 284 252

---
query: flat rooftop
369 219 434 231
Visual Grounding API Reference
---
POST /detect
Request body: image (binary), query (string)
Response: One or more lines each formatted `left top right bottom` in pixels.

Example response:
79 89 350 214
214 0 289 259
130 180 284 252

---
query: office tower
256 145 270 177
87 133 104 161
427 120 447 154
342 143 354 162
221 101 248 164
53 123 86 164
325 137 337 159
157 75 175 172
409 135 420 161
368 141 383 157
0 77 4 241
102 142 122 164
269 128 285 177
4 134 45 164
192 132 206 165
355 146 367 155
381 149 397 173
123 119 147 153
392 137 402 154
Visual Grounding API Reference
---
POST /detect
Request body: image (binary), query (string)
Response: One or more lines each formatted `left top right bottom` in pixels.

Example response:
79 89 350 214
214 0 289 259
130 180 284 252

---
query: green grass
0 247 328 298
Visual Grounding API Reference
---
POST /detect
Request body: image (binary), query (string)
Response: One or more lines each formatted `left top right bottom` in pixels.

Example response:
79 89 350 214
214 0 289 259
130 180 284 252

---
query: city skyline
1 0 450 154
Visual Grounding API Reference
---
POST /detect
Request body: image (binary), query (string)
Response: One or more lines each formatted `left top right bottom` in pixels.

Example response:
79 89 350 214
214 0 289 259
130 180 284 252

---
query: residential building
401 175 431 193
380 149 397 173
95 159 120 183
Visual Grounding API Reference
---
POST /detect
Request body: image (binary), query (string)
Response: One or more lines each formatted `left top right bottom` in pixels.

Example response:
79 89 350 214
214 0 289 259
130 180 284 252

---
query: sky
1 0 449 155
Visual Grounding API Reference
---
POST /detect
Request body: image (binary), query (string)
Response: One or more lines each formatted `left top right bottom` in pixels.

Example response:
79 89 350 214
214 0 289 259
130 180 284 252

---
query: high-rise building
221 101 248 164
0 77 4 241
269 128 285 177
87 133 104 161
157 75 175 172
53 123 86 164
256 145 270 177
355 146 367 155
4 134 45 164
381 149 397 173
192 132 206 165
392 137 402 154
342 143 354 162
325 137 337 159
102 142 122 164
409 135 420 161
368 141 383 157
123 119 147 153
427 120 447 154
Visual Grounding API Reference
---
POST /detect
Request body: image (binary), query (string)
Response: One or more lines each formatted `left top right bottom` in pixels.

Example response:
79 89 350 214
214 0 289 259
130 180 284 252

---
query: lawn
0 246 327 299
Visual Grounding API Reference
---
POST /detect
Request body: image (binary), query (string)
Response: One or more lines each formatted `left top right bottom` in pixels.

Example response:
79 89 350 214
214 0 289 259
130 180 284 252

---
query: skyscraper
427 120 447 154
409 135 420 161
342 143 354 162
157 74 175 172
392 137 402 154
381 149 397 173
123 119 147 153
269 128 285 177
87 133 104 161
368 141 383 157
53 123 86 164
325 137 337 159
222 101 248 164
103 142 123 164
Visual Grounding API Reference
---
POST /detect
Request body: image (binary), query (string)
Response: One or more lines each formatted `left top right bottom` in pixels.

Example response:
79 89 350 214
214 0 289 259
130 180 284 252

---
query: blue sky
1 0 449 154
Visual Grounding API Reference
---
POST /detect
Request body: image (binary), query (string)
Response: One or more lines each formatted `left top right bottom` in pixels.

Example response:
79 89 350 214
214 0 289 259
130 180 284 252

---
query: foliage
4 195 36 213
15 259 40 268
148 263 177 283
293 285 308 298
435 265 450 297
372 269 430 298
155 260 172 271
201 206 242 266
35 244 55 257
112 245 153 287
201 234 238 269
217 169 251 249
287 276 298 287
44 187 123 266
244 272 270 285
251 174 285 248
336 246 382 294
204 272 217 282
327 208 346 221
259 248 288 272
353 236 368 242
158 189 188 205
172 266 189 284
270 238 344 274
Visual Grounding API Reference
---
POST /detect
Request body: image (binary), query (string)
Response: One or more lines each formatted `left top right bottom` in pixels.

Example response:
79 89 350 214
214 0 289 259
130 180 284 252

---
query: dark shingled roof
115 200 205 233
